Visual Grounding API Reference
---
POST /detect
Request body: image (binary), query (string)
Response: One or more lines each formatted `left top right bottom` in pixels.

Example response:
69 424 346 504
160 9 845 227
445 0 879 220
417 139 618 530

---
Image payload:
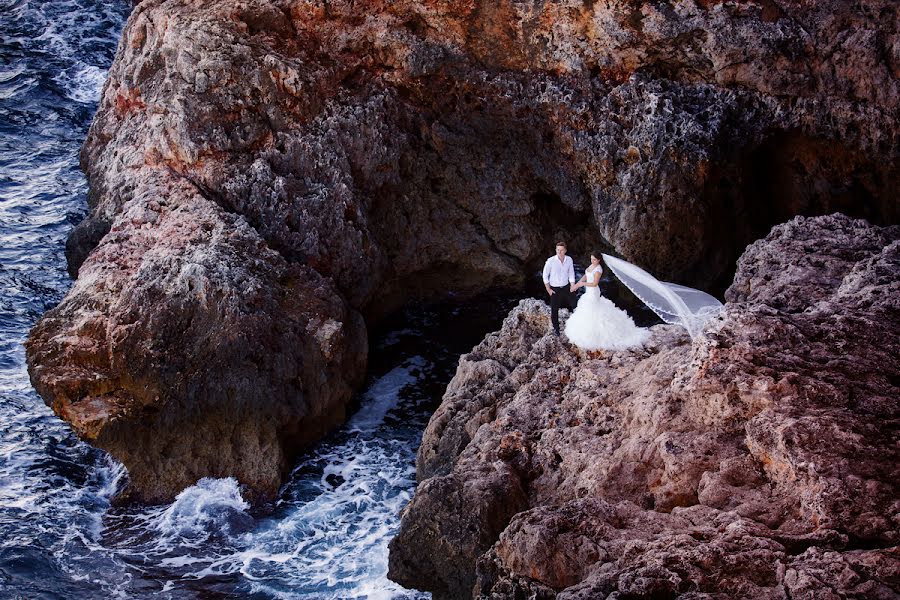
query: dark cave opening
743 130 891 229
525 189 606 273
531 190 585 232
704 130 898 295
363 187 606 324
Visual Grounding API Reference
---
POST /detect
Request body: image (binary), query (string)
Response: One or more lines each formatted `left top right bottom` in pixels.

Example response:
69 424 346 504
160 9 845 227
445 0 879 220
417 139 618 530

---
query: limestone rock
27 0 899 504
388 214 900 599
26 172 366 504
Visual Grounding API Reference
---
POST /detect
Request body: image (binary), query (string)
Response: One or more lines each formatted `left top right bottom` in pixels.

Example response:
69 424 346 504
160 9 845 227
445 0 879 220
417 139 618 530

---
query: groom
542 240 576 335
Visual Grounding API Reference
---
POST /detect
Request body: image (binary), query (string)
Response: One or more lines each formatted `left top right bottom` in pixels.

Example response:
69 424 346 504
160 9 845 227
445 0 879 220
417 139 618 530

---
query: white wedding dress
564 268 650 351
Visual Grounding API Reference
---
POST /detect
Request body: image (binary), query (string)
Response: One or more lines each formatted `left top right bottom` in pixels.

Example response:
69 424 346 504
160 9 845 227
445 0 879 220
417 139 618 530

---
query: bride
564 252 650 351
562 251 725 350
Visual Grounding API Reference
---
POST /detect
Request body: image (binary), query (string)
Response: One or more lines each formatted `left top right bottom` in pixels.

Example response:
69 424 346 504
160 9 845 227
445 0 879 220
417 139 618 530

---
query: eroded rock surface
388 214 900 599
27 0 899 503
26 172 366 504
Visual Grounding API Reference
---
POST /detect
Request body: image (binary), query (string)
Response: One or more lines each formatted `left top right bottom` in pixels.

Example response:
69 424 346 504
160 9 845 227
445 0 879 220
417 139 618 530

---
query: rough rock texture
27 0 899 503
26 172 366 504
388 214 900 599
78 0 899 290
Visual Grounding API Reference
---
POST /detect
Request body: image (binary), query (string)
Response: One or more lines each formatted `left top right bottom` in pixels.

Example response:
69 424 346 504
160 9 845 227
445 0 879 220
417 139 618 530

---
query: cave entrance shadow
344 288 524 423
704 129 898 296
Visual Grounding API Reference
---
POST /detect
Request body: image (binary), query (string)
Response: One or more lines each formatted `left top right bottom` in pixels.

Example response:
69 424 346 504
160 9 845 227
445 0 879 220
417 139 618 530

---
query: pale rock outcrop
389 214 900 599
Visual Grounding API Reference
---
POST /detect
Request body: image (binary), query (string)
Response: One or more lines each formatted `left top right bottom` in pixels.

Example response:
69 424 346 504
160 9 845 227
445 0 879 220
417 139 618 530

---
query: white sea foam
115 357 436 597
219 436 419 594
155 477 252 537
75 354 434 598
346 356 427 432
55 63 108 103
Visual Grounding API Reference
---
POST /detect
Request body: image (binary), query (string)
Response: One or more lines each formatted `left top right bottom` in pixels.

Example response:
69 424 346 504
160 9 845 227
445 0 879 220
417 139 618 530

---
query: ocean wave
54 63 108 104
346 356 429 432
155 478 254 538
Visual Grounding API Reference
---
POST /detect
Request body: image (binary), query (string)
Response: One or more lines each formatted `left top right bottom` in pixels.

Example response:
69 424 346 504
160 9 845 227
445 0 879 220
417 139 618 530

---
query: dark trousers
549 285 575 333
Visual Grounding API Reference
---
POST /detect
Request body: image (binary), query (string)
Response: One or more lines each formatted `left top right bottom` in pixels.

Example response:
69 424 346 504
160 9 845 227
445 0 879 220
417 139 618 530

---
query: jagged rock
80 0 899 293
26 172 366 504
27 0 898 504
388 214 900 599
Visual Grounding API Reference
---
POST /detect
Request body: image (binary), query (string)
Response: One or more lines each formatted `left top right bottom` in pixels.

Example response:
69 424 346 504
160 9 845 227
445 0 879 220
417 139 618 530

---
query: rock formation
26 172 367 504
388 214 900 599
27 0 898 504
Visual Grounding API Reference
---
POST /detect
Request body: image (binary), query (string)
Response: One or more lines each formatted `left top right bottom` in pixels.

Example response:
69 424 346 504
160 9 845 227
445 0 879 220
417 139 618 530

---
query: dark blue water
0 1 528 597
1 1 131 598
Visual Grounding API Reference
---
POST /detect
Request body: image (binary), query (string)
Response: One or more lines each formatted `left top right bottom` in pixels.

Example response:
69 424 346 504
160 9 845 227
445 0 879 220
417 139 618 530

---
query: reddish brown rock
26 172 366 504
77 0 898 290
388 214 900 599
27 0 899 505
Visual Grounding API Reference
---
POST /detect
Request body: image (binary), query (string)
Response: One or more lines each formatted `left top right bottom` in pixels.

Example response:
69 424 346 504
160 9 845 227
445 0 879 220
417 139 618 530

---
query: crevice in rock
166 166 239 216
703 129 898 294
842 533 899 553
65 215 112 279
742 130 892 226
172 166 311 268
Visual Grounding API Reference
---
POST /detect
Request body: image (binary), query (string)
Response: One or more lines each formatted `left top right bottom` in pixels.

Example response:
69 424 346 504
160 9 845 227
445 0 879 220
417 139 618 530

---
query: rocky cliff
26 0 898 504
388 214 900 599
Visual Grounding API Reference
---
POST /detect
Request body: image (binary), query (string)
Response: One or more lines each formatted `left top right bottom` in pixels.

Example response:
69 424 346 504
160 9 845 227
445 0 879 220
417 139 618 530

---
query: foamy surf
89 350 433 598
347 356 428 432
55 63 107 103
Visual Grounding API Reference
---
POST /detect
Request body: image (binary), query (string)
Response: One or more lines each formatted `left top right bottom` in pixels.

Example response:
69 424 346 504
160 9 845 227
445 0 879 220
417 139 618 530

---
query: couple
542 241 650 351
543 241 725 349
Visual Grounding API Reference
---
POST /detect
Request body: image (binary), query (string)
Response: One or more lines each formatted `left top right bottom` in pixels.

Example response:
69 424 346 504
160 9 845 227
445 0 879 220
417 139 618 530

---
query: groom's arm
542 259 553 295
567 258 575 284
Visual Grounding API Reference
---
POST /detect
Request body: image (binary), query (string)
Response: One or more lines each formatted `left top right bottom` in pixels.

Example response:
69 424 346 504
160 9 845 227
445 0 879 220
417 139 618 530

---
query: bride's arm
585 268 602 287
570 274 586 292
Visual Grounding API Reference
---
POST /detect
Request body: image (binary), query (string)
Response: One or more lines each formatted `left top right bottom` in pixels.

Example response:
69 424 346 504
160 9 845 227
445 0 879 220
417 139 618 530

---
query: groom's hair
556 241 567 248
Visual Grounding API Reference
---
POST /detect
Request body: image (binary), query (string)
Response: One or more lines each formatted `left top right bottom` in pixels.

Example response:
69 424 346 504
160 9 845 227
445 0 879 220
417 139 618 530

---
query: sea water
0 1 519 597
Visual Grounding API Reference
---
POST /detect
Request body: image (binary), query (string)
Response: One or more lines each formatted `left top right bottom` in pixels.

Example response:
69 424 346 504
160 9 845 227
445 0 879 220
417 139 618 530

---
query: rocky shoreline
25 0 899 509
389 214 900 599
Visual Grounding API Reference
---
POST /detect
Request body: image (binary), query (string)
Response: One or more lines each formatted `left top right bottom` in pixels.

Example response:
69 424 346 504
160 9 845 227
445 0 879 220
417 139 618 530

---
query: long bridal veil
602 254 723 340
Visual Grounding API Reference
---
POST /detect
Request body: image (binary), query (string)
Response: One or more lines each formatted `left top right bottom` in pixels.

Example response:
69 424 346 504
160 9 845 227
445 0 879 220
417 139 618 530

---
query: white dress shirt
543 255 575 287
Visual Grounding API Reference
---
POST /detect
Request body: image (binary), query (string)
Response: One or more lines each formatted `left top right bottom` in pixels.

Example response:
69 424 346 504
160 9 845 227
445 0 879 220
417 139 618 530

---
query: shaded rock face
79 0 898 292
27 0 898 504
388 214 900 599
26 172 366 504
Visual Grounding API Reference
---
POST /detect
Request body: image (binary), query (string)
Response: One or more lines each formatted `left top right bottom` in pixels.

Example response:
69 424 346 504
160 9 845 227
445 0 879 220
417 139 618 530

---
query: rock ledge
389 214 900 599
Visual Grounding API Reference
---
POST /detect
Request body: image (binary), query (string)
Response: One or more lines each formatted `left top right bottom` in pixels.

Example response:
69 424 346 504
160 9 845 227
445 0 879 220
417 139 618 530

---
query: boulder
389 214 900 599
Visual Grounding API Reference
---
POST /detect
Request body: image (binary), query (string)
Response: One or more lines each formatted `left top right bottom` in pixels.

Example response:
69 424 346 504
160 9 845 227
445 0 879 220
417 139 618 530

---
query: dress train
563 270 649 351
